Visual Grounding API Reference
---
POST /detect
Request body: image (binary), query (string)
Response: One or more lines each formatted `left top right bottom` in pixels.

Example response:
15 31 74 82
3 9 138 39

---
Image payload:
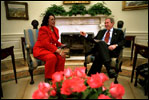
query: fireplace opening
61 32 94 57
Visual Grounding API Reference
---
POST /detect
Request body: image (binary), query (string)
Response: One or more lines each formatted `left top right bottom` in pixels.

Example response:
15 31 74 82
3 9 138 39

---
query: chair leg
119 62 123 72
84 62 88 74
1 83 3 97
144 79 148 96
134 72 139 87
29 69 34 85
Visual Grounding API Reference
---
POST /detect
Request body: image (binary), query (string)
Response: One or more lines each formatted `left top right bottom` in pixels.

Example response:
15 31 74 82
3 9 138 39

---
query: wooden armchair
84 48 123 84
24 29 45 84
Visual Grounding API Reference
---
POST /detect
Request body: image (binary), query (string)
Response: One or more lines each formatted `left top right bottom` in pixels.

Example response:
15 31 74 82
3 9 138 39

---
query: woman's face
48 15 55 27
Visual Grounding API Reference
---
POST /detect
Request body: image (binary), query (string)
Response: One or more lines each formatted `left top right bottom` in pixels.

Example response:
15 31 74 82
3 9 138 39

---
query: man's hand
80 31 87 37
108 44 118 51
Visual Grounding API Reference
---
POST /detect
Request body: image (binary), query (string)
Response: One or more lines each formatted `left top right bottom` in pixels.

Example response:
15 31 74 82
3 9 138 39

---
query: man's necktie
104 30 110 43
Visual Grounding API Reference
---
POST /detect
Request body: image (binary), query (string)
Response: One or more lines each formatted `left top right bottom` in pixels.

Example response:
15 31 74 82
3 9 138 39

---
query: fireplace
55 15 107 57
61 32 94 57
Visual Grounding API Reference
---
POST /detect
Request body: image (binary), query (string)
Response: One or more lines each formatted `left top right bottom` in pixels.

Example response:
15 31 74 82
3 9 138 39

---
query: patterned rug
1 57 147 82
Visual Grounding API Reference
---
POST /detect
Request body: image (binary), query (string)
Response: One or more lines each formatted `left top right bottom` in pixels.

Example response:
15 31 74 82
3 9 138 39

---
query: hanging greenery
41 2 112 16
88 3 112 16
41 4 67 16
67 4 88 16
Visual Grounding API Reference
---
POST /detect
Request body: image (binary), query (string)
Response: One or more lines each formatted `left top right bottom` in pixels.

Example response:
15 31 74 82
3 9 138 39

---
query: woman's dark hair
41 12 55 26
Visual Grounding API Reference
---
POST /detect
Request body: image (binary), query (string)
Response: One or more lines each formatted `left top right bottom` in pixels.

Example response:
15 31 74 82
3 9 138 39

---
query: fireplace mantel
55 14 107 18
55 14 107 29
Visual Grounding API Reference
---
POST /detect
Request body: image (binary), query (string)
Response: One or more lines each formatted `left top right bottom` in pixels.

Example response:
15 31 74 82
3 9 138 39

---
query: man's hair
106 17 115 23
41 12 55 26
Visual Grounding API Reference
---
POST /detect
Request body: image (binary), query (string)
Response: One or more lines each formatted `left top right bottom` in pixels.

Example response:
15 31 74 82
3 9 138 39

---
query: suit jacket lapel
53 27 59 39
46 26 58 42
110 28 117 44
99 30 106 40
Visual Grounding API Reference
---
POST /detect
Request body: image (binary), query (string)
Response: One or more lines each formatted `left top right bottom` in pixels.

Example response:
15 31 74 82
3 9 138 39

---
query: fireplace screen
61 32 94 57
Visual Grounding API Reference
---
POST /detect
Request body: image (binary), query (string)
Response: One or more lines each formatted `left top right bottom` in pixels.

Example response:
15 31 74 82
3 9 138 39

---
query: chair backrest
24 29 39 49
117 20 126 37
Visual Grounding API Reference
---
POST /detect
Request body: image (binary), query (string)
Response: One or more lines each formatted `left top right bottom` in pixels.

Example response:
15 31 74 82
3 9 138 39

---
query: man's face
105 19 114 30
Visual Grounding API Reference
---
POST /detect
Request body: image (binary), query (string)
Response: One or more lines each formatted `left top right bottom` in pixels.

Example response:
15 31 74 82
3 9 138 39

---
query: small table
1 46 17 97
131 44 148 83
1 46 17 83
125 36 136 60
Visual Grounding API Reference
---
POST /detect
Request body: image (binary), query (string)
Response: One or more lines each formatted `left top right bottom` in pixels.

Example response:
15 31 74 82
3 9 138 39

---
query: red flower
60 79 73 95
71 77 87 93
32 82 52 99
73 67 86 78
98 94 111 99
32 89 49 99
38 82 52 93
87 73 103 88
32 67 125 99
102 86 107 91
64 67 73 78
52 71 64 82
50 89 57 96
97 73 109 83
61 77 87 95
109 82 125 99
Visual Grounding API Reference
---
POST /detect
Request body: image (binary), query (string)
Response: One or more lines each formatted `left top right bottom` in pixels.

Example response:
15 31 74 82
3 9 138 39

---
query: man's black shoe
108 69 116 78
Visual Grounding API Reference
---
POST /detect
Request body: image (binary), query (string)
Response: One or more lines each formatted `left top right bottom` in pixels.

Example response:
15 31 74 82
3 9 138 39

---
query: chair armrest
111 49 123 69
30 54 38 69
25 44 33 54
85 54 95 64
117 49 123 63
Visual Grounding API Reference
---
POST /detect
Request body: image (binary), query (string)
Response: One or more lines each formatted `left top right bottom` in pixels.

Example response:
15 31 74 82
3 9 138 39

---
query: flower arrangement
32 67 125 99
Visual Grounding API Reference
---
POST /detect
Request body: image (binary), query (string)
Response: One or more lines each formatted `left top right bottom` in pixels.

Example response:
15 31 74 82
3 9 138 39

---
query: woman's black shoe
45 78 52 83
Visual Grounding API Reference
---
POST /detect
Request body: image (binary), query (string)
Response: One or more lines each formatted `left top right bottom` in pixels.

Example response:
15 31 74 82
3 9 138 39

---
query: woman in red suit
33 13 65 82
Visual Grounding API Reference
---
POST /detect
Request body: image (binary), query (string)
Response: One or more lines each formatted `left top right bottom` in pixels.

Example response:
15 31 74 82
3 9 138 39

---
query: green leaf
88 92 98 99
97 87 102 94
59 94 67 99
102 89 109 95
81 88 92 99
49 96 58 99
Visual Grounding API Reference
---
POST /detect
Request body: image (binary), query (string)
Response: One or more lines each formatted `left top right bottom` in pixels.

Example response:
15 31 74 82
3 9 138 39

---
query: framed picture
63 1 90 4
4 1 29 20
122 1 148 11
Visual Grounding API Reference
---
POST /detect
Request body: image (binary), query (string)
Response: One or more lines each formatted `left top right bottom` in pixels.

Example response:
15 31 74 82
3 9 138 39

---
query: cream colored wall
106 1 148 32
1 1 148 35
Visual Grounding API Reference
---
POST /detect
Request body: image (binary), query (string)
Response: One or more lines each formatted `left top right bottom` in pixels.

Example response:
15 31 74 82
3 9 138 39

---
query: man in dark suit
80 17 125 78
